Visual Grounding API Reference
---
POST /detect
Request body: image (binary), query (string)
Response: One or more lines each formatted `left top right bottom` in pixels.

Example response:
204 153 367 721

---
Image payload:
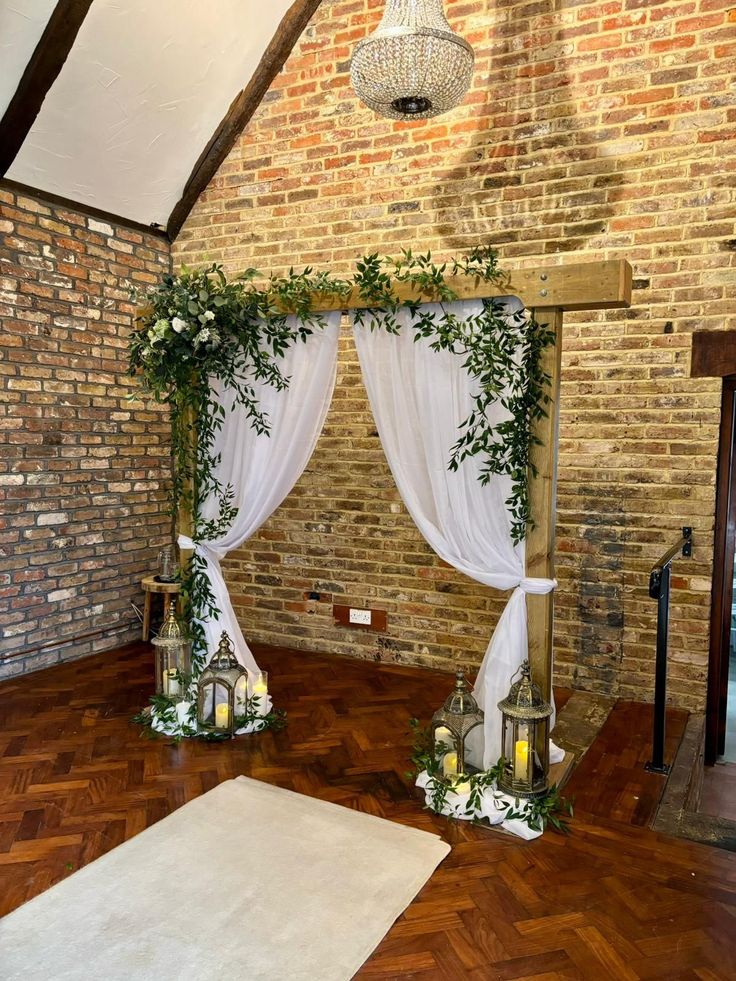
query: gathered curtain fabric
178 312 342 675
352 300 557 767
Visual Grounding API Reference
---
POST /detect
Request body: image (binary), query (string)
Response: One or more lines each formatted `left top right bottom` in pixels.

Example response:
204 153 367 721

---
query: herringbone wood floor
1 643 735 979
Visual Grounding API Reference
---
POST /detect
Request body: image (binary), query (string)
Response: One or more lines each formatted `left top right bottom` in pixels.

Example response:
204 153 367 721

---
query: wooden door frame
689 332 736 764
706 376 736 764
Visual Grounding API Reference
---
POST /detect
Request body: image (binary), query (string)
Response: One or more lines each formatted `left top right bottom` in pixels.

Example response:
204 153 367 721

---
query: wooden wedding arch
176 258 633 706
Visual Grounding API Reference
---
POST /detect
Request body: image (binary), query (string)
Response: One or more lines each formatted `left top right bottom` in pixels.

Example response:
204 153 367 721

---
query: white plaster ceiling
4 0 294 227
0 1 57 117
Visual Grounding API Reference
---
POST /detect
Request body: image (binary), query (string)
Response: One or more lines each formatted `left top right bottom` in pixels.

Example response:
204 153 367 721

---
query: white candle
442 751 459 778
163 669 180 697
513 739 530 781
215 702 230 729
434 726 452 750
249 672 268 713
453 780 472 795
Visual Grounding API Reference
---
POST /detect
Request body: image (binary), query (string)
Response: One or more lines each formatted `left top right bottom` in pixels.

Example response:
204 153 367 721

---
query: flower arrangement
408 719 573 835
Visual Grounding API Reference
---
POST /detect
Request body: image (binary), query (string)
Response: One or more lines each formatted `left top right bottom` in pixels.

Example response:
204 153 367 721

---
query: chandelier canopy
350 0 475 121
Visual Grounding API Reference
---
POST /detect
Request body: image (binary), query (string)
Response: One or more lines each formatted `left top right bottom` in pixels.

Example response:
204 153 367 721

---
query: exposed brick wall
0 188 172 679
173 0 736 712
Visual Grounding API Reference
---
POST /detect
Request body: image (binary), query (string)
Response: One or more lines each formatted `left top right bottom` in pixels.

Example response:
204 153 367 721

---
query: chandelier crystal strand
350 0 475 120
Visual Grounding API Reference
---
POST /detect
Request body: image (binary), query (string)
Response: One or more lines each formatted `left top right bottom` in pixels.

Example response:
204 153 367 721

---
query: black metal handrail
645 526 692 774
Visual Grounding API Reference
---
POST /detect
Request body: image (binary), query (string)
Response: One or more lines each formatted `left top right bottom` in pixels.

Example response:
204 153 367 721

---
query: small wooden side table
141 576 181 641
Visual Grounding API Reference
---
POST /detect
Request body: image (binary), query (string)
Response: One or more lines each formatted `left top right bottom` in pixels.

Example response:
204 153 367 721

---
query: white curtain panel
179 312 341 673
353 300 557 768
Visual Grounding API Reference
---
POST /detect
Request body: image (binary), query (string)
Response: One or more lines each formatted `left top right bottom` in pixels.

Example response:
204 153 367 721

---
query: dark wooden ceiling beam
166 0 323 241
0 0 94 177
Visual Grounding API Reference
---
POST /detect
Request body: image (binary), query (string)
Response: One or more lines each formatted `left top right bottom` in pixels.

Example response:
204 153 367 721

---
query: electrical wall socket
349 607 372 626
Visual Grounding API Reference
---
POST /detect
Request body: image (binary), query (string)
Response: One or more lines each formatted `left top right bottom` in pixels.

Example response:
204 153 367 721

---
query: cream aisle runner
0 776 450 981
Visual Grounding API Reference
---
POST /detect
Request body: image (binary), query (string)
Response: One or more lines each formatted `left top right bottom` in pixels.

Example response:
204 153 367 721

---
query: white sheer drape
353 300 556 767
178 312 341 673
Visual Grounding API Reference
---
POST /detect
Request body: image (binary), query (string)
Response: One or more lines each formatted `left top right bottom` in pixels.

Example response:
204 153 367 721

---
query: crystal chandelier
350 0 474 121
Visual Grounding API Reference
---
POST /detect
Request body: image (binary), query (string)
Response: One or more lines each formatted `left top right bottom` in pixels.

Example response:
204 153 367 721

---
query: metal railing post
647 563 671 774
645 526 692 775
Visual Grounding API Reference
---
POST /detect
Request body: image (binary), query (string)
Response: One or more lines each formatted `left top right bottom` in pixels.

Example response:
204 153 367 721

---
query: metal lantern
350 0 474 121
151 604 191 701
196 631 247 737
497 660 553 799
431 669 484 783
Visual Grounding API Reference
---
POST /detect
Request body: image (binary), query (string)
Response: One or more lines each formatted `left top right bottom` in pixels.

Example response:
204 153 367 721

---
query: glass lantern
157 545 177 582
151 605 191 701
497 659 552 799
431 669 484 783
196 632 247 737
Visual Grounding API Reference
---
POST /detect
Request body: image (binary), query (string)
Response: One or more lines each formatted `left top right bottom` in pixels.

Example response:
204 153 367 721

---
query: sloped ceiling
0 0 309 232
0 1 57 117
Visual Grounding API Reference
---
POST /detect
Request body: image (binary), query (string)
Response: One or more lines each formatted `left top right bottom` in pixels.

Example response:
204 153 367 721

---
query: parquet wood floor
1 642 735 980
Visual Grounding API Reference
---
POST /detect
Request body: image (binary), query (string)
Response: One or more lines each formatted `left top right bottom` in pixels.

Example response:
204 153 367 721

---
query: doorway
706 376 736 766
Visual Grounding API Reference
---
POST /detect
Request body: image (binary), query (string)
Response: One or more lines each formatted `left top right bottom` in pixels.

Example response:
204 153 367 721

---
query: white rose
172 316 188 333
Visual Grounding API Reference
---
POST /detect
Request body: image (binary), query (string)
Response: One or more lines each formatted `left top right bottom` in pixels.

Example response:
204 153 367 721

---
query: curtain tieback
518 577 557 596
177 535 227 564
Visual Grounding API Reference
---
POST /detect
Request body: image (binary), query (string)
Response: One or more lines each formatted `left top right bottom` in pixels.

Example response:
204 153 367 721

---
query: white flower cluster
193 326 221 349
140 311 221 359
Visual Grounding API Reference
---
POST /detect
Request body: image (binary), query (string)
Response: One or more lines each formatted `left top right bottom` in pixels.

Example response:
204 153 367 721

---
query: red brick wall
167 0 734 712
0 187 172 679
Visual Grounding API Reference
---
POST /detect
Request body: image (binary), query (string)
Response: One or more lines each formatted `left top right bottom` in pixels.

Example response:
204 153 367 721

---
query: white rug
0 776 450 981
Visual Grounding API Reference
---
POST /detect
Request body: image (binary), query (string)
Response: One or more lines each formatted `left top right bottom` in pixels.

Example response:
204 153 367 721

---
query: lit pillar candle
215 702 230 729
513 740 529 781
434 726 452 750
251 673 268 715
163 669 180 697
453 779 471 796
442 752 459 778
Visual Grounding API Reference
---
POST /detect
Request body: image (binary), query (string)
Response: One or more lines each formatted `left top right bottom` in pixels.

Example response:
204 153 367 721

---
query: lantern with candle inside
497 659 553 799
196 631 247 737
151 604 191 702
431 669 484 784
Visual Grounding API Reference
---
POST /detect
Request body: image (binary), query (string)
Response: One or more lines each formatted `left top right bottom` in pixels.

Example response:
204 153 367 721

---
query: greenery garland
132 693 286 744
129 264 351 681
128 246 553 698
353 249 554 541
